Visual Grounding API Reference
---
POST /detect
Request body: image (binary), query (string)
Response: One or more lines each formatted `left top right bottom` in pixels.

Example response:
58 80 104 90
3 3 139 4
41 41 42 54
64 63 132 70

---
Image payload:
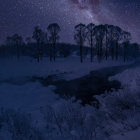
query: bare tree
94 25 105 62
39 32 48 60
47 23 61 61
113 26 122 60
32 26 43 62
86 23 95 62
132 43 139 58
107 25 116 60
74 24 86 63
122 31 131 62
104 24 110 60
12 34 23 60
6 36 13 58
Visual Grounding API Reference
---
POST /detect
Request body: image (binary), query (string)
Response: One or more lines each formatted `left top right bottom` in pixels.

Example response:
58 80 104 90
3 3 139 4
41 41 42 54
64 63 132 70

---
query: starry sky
0 0 139 44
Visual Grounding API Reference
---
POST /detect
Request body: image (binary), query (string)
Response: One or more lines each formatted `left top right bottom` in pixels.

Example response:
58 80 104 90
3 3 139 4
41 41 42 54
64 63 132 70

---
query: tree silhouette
1 23 138 63
74 24 86 63
47 23 61 61
122 31 131 62
6 36 13 58
132 43 139 58
94 25 105 62
104 25 110 60
107 25 116 60
113 26 122 60
12 34 23 60
86 23 95 62
32 26 43 62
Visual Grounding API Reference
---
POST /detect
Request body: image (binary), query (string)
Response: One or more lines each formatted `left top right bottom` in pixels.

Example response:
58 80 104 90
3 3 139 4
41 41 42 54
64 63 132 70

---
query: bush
0 108 43 140
40 99 110 140
97 85 140 133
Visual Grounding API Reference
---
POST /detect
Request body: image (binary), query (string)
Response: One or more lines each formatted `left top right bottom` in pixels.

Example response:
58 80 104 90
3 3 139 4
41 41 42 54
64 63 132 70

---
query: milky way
0 0 139 44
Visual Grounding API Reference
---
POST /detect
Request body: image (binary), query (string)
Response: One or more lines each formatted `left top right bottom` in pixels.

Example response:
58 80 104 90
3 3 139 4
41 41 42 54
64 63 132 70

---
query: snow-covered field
0 56 140 140
0 56 132 81
0 56 131 110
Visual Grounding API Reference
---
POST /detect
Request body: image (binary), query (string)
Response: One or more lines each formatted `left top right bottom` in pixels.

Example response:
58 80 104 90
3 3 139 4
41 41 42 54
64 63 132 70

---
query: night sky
0 0 139 44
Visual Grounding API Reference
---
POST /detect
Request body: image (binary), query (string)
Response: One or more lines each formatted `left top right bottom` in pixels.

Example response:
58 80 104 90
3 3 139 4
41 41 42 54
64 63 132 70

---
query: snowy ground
110 66 140 92
110 64 140 140
0 56 131 110
0 56 140 140
0 56 131 81
112 128 140 140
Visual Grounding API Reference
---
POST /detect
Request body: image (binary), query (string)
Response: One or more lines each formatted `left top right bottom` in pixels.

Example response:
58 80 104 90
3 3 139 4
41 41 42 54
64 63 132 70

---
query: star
0 0 139 44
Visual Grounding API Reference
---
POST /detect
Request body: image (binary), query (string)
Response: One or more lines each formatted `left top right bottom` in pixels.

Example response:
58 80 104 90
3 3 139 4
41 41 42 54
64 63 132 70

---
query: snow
112 128 140 140
0 56 132 114
0 56 130 82
110 66 140 92
0 82 58 111
0 56 129 112
0 56 140 140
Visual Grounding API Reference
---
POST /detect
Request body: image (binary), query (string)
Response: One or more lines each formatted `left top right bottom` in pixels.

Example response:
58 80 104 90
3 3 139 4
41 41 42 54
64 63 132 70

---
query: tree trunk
105 31 108 60
90 36 93 62
91 44 93 62
80 44 83 63
124 43 127 62
111 42 114 60
116 41 119 60
37 42 40 63
100 40 103 61
53 43 56 61
111 47 114 60
105 46 108 60
50 44 52 61
16 44 20 60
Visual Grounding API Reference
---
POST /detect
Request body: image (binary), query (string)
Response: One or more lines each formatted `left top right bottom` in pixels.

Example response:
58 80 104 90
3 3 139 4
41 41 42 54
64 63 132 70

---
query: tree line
0 23 139 62
74 23 139 62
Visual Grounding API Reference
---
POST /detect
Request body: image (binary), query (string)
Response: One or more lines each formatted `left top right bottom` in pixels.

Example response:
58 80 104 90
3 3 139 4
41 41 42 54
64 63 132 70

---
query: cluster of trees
3 23 61 62
32 24 61 62
0 23 139 62
74 23 139 62
6 34 24 60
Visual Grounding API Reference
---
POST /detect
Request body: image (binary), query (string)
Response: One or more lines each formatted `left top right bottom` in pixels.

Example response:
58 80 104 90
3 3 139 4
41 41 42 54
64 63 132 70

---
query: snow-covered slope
0 56 139 140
